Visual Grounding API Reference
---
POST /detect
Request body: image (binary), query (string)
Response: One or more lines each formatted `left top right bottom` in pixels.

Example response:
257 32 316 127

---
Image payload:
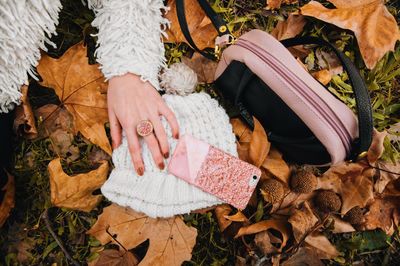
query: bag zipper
234 38 353 154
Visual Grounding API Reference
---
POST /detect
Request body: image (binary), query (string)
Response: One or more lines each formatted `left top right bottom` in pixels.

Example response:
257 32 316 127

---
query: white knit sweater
0 0 169 113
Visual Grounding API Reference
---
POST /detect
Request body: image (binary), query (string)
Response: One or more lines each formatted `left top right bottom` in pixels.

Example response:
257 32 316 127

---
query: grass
1 0 400 265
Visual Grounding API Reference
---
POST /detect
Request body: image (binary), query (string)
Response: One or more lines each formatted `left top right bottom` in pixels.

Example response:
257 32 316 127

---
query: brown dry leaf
35 104 74 138
13 85 37 139
374 161 400 193
262 147 290 184
388 122 400 142
181 53 218 83
312 69 332 85
214 204 233 232
87 204 197 266
331 215 355 233
305 233 340 259
361 196 400 236
37 42 111 155
271 14 306 41
301 0 400 69
288 202 319 243
164 0 217 50
95 249 139 266
321 162 374 215
266 0 298 9
0 171 15 227
254 231 278 254
367 129 387 164
48 158 108 212
315 50 343 76
249 118 271 168
235 219 291 252
282 247 323 266
224 210 249 223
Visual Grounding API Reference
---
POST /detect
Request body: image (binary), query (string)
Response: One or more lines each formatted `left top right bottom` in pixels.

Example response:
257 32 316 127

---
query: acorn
344 206 364 225
260 178 284 204
314 190 342 213
290 168 318 193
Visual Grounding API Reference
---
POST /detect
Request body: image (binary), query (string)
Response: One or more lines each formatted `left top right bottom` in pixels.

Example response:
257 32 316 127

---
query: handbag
175 0 373 166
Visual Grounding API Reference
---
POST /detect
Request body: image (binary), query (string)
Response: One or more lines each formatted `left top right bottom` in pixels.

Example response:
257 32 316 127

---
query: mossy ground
1 0 399 265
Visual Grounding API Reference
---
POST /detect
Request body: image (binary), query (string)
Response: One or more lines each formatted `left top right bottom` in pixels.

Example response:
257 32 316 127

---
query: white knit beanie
101 63 238 218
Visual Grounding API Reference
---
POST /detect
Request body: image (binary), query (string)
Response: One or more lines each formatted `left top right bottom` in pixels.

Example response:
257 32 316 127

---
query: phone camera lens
252 175 258 180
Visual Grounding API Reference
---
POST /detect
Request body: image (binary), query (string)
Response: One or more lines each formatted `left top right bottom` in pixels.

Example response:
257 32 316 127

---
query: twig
41 208 80 266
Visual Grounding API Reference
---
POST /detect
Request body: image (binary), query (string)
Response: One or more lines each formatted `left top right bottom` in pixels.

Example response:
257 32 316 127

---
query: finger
143 133 165 170
150 114 169 158
159 104 179 139
108 108 122 149
126 128 144 176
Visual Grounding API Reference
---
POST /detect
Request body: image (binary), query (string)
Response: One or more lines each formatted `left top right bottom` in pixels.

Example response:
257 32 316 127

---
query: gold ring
136 120 154 137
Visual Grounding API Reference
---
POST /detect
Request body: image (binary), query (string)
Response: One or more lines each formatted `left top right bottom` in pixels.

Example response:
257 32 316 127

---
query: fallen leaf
254 230 278 254
374 161 400 193
164 0 217 50
224 210 249 223
37 42 111 154
262 148 290 184
312 69 332 85
271 14 306 41
331 215 355 233
281 247 323 266
388 122 400 142
321 162 374 215
181 53 218 83
235 219 291 252
288 202 319 243
361 196 400 236
305 233 340 259
301 0 400 69
266 0 298 9
315 50 343 76
367 129 387 164
13 85 37 139
87 204 197 266
48 158 108 212
95 249 139 266
34 104 74 138
0 170 15 227
249 118 271 168
214 204 233 232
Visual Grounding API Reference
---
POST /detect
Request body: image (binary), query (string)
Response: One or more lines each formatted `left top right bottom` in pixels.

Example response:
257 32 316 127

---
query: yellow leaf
48 158 108 212
164 0 218 50
312 69 332 85
37 42 111 155
87 204 197 266
262 148 290 184
301 0 400 69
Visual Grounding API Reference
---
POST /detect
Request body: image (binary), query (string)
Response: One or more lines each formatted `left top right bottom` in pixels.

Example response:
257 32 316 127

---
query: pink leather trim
214 30 358 165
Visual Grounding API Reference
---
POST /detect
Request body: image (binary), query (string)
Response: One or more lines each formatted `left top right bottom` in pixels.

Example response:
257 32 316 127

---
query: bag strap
176 0 372 159
280 37 373 159
176 0 230 60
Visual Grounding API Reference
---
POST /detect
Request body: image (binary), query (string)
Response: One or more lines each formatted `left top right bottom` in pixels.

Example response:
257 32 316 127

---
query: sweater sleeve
88 0 170 91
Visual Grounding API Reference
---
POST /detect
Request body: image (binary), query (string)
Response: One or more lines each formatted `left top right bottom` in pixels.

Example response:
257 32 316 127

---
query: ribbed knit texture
101 92 238 218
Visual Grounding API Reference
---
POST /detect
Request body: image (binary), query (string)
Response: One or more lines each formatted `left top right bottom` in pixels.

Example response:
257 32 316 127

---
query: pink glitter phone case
168 134 261 210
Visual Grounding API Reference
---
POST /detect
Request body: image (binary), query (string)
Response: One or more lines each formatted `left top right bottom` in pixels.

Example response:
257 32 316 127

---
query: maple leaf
92 249 139 266
321 162 374 215
288 202 318 243
164 0 218 50
48 158 109 212
301 0 400 69
13 85 37 139
37 42 111 155
87 204 197 266
0 171 15 227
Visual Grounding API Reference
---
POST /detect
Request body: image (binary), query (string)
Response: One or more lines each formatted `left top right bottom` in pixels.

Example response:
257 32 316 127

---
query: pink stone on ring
136 120 154 137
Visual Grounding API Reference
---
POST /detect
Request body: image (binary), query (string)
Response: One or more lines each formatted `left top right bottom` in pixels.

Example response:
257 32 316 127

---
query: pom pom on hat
160 63 198 95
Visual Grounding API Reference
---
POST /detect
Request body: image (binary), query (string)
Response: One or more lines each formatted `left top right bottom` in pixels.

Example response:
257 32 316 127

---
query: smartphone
167 134 261 210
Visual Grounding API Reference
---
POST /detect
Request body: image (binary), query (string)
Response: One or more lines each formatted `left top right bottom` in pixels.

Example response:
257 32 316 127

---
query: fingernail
137 167 144 176
163 152 169 159
174 133 179 139
158 162 165 170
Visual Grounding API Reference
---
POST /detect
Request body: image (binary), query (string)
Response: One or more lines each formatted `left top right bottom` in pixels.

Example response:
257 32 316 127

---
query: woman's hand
107 73 179 176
